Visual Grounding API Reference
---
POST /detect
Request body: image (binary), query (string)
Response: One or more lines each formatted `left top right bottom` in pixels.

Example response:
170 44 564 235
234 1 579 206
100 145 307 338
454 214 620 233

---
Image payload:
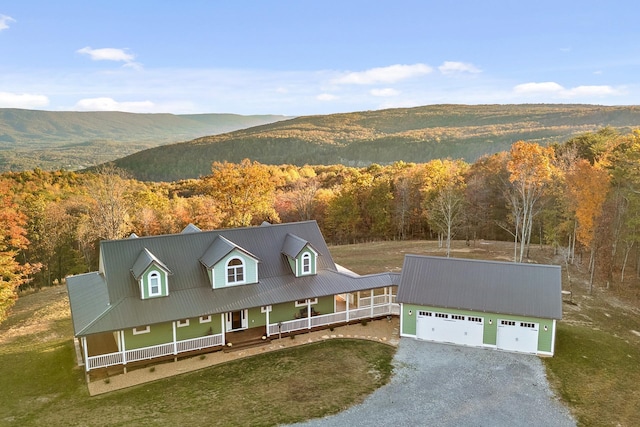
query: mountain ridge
110 104 640 181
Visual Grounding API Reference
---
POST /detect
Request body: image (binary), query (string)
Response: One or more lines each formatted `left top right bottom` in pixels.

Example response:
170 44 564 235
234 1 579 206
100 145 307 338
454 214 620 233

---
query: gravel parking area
292 339 576 427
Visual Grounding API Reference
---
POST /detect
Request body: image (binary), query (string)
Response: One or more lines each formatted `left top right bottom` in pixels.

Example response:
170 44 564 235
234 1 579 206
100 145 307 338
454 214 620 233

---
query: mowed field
1 239 639 426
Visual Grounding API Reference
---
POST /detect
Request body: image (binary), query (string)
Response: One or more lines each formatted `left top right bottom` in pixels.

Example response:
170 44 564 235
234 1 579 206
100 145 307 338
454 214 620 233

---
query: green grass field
1 239 639 426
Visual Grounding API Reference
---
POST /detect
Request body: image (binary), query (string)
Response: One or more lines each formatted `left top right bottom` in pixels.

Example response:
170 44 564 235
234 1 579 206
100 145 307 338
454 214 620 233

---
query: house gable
282 233 319 277
200 236 260 288
210 248 259 288
131 248 172 299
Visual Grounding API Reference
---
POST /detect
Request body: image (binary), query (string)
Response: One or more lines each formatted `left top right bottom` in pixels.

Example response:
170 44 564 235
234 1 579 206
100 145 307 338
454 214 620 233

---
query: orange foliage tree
566 159 610 292
0 179 39 322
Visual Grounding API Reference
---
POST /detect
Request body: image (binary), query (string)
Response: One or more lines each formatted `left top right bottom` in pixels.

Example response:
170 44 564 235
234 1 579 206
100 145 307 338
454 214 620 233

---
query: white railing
86 304 400 371
358 294 397 307
86 333 225 371
268 303 399 336
87 351 124 370
176 334 224 353
126 343 175 363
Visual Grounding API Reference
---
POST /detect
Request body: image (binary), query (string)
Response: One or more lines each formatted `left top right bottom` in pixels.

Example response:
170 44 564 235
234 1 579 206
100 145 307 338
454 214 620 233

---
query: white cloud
332 63 433 85
317 93 338 101
566 85 618 97
0 14 15 31
513 82 565 94
76 46 141 69
74 97 155 113
513 81 620 98
370 88 399 97
438 61 481 75
0 91 49 108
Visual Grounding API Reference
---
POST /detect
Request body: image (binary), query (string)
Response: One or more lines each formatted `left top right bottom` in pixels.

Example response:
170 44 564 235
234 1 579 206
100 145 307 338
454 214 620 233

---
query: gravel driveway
291 339 576 427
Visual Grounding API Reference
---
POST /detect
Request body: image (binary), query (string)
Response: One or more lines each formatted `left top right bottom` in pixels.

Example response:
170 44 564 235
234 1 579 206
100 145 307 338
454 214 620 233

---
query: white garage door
496 320 539 354
416 311 484 347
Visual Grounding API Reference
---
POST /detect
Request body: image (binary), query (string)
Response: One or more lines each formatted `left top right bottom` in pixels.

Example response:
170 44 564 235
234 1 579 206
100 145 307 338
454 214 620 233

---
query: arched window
148 271 161 296
226 258 245 284
301 252 311 274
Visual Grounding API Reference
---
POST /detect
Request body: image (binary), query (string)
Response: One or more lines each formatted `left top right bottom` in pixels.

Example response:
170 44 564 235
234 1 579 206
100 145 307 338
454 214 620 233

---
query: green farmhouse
66 221 562 381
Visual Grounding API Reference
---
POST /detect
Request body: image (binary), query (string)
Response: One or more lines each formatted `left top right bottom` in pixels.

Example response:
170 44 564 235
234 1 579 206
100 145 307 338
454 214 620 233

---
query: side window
148 271 161 296
226 258 245 284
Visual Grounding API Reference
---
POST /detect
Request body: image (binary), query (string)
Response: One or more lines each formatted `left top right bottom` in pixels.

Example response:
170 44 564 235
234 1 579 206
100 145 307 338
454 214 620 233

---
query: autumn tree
566 159 610 292
83 165 133 240
205 159 279 227
0 179 39 322
422 159 469 256
506 141 555 262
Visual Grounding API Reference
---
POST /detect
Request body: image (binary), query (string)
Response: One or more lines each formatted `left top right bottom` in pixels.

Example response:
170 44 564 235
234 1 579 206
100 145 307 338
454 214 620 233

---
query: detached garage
397 255 562 356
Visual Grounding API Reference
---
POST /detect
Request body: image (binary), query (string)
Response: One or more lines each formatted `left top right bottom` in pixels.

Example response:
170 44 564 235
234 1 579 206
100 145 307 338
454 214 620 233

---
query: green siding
401 304 555 353
140 267 169 299
212 249 259 288
315 295 334 315
248 306 267 327
124 322 173 349
175 315 222 341
296 247 317 276
269 302 297 324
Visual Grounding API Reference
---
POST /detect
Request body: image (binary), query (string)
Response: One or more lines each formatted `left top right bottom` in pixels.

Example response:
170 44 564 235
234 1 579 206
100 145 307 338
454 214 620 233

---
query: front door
226 310 248 331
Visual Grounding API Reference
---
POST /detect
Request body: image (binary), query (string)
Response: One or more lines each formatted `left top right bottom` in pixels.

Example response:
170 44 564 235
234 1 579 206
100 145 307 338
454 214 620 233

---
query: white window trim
133 325 150 335
148 271 161 297
301 252 311 274
261 305 272 313
177 319 190 328
225 257 247 286
199 315 212 323
295 298 318 307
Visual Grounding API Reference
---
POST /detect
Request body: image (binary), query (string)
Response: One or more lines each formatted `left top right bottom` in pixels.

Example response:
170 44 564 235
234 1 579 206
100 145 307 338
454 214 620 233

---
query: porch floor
88 317 399 396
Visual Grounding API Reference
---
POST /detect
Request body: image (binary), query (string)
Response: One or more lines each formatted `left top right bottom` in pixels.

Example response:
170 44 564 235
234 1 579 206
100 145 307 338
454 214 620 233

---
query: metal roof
68 269 398 336
281 233 320 258
396 255 562 319
68 221 400 336
131 248 172 280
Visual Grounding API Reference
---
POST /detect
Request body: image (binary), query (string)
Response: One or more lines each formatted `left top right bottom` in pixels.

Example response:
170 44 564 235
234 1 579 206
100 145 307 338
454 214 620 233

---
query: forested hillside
1 128 640 323
0 109 289 172
111 104 640 181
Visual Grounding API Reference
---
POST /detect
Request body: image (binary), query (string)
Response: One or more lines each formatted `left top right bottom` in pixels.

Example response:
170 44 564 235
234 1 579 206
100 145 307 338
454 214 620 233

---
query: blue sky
1 1 639 116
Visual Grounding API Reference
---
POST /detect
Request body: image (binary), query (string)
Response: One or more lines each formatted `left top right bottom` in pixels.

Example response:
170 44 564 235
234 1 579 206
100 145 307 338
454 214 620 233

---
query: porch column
82 336 89 372
221 313 226 345
370 289 374 318
346 294 350 322
265 307 270 337
172 321 177 356
120 329 127 373
307 300 311 329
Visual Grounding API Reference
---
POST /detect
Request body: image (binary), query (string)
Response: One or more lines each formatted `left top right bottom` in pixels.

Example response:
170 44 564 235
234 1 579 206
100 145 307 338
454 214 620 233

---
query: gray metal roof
131 248 172 280
396 255 562 319
281 233 320 258
68 221 399 336
198 235 261 269
181 223 202 234
68 269 398 336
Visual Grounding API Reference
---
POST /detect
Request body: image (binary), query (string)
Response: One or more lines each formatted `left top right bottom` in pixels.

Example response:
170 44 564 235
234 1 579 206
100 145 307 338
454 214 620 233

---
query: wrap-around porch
80 288 399 375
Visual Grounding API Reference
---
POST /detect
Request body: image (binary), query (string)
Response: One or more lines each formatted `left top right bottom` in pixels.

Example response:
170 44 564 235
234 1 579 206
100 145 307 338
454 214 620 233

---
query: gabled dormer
131 248 172 299
282 233 319 277
199 236 260 289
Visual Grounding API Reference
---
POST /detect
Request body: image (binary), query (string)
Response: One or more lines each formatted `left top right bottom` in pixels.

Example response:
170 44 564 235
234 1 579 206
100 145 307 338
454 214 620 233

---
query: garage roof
396 255 562 320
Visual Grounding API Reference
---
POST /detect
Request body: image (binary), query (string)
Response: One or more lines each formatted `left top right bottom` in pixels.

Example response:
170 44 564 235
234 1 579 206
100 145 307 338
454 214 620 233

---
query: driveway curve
291 339 576 427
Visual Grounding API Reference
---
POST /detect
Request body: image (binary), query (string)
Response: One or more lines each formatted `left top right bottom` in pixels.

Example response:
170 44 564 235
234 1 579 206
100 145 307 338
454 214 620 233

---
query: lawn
2 239 640 426
0 287 394 426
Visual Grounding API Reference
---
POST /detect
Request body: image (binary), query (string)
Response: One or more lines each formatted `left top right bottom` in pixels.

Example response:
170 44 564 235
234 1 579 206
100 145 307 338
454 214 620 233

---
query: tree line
1 127 639 322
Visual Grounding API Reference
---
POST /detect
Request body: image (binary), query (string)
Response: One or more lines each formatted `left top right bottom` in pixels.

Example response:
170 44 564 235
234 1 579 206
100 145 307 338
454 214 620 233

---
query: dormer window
131 248 172 299
226 258 245 285
302 252 311 274
149 272 161 296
